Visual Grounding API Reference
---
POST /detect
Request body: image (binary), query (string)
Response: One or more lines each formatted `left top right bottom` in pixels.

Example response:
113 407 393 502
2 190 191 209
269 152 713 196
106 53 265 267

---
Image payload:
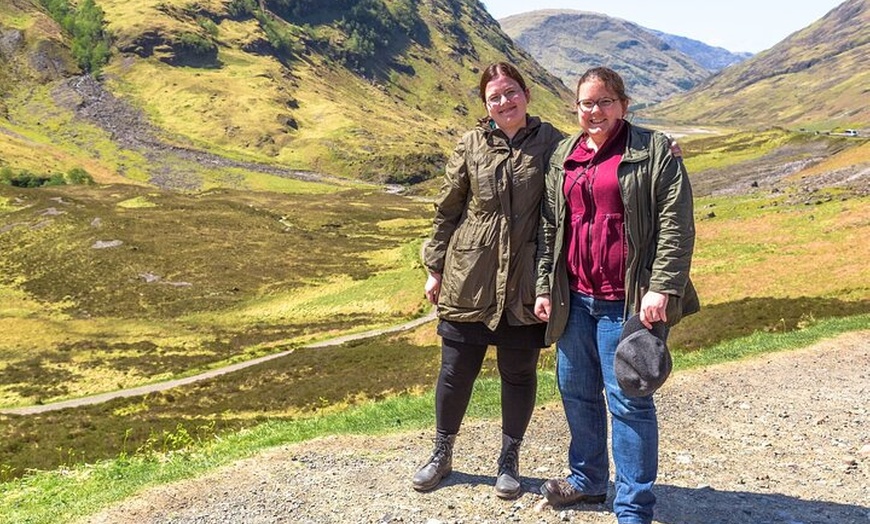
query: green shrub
227 0 257 19
177 32 217 56
2 170 44 187
256 13 298 58
46 173 66 186
40 0 111 74
392 0 420 36
65 167 94 185
197 17 219 37
0 167 93 187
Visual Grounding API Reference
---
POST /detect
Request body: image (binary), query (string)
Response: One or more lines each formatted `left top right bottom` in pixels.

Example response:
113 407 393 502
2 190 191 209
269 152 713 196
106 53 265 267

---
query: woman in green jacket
413 62 563 499
534 67 698 523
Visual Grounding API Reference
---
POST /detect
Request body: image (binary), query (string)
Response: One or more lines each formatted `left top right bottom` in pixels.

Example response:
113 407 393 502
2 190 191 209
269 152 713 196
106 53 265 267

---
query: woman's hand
665 134 683 157
639 291 669 329
534 294 552 321
425 272 442 305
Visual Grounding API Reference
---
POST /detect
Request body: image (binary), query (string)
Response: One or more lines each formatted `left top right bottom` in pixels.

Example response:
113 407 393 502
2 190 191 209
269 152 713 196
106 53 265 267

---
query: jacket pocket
471 157 499 207
636 266 652 310
441 245 496 308
597 213 626 290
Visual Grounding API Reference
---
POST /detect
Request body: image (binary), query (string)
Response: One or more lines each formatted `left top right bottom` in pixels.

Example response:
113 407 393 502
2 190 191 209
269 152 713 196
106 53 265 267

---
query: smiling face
484 74 530 139
576 78 629 148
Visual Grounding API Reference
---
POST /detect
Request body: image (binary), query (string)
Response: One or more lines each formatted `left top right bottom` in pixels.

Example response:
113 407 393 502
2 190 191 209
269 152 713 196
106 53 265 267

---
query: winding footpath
0 311 436 416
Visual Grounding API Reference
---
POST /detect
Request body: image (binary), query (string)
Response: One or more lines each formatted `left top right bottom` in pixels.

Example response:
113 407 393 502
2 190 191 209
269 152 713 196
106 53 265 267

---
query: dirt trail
82 331 869 524
0 311 436 416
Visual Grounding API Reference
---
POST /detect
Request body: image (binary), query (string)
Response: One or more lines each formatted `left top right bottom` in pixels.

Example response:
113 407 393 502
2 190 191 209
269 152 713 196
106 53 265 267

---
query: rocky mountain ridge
648 30 752 72
498 9 714 106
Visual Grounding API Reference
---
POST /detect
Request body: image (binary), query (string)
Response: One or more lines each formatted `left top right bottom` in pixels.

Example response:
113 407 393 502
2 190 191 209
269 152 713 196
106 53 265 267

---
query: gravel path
82 332 869 524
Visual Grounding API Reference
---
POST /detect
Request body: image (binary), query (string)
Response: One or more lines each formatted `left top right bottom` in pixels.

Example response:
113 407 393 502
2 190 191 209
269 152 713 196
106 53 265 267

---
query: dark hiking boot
540 478 607 507
494 433 522 499
412 433 456 492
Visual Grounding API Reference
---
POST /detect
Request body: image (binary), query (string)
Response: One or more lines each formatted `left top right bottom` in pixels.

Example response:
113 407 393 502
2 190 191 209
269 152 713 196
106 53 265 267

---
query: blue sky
482 0 846 53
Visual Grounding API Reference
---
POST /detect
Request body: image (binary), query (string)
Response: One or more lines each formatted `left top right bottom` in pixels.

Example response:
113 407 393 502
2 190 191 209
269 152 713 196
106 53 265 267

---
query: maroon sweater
562 122 628 300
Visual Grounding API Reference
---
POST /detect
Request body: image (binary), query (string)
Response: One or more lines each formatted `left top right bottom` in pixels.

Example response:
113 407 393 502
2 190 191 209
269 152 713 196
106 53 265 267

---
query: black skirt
437 315 547 349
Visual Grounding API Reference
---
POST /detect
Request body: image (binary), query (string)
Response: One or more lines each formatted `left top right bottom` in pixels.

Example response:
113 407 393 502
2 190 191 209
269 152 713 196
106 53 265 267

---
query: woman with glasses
534 66 699 523
413 62 563 499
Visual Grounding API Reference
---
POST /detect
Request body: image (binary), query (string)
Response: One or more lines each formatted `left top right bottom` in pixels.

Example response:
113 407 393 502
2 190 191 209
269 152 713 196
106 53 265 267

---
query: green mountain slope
644 0 869 129
498 9 710 107
0 0 576 184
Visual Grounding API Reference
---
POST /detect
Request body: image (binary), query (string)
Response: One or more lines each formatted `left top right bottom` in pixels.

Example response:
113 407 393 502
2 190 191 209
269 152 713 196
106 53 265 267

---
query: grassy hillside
0 128 867 483
0 181 432 409
1 0 577 184
644 0 870 129
498 10 709 106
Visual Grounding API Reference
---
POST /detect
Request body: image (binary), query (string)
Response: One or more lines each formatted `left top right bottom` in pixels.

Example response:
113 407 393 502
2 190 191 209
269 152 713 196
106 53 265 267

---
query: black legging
435 338 540 439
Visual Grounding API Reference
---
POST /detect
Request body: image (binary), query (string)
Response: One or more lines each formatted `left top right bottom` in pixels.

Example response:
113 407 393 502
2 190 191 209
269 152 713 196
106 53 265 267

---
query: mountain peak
498 9 711 106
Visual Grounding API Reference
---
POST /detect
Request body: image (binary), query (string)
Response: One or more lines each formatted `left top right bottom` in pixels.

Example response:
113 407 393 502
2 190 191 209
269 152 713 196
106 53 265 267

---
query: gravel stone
82 332 869 524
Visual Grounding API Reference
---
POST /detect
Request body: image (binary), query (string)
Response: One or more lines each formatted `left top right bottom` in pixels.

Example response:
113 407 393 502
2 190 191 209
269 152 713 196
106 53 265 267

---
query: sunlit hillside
0 0 576 184
644 0 869 130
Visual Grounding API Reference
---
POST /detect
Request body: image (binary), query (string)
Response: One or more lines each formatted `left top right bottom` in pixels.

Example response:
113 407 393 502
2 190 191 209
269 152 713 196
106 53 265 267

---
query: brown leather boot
540 478 607 507
495 433 522 499
412 433 456 492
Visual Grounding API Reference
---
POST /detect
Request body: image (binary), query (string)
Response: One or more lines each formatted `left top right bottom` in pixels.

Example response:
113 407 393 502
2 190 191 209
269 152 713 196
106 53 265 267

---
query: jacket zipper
585 165 596 278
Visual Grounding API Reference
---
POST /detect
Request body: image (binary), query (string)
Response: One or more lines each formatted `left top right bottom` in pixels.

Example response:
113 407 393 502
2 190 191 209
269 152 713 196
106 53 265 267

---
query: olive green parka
422 116 563 330
535 121 700 345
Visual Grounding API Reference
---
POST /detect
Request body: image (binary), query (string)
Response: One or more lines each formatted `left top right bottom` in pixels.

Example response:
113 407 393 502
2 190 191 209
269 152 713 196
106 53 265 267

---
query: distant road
0 311 437 416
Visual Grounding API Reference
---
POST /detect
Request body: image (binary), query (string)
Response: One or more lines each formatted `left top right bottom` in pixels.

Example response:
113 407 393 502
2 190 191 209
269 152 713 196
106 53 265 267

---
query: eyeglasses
486 89 523 107
576 97 618 112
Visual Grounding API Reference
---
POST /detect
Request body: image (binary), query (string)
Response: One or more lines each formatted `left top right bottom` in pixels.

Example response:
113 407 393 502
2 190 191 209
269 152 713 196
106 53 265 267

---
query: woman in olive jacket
534 67 698 524
413 62 563 499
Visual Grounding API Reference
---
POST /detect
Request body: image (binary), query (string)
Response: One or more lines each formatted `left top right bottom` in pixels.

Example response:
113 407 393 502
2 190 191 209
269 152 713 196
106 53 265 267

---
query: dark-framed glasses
576 97 617 112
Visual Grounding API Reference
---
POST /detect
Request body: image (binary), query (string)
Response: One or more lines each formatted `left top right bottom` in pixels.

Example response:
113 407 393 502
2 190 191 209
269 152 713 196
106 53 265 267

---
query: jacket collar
563 120 650 164
480 115 542 144
622 121 651 163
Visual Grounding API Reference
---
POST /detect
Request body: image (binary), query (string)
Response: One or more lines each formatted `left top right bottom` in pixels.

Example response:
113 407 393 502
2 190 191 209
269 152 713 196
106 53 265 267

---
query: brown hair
576 66 630 103
478 62 528 103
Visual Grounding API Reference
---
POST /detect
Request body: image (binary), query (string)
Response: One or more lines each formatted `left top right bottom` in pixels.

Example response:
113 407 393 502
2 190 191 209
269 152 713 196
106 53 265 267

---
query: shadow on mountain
669 296 870 352
161 50 222 69
264 0 432 81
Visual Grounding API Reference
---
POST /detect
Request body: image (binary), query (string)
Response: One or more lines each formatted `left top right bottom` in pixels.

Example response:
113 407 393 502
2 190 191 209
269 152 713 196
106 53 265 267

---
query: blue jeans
557 292 658 524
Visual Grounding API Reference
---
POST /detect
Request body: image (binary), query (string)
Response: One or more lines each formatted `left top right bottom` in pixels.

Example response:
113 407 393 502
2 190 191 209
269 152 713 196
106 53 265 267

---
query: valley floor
81 331 869 524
